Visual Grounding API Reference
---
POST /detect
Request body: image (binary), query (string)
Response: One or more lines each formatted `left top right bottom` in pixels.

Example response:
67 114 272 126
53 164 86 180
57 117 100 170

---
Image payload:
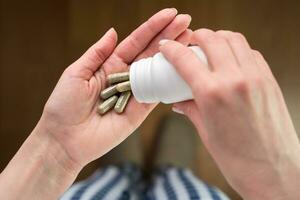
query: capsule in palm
116 81 131 92
107 72 129 85
114 91 131 113
98 95 118 115
100 85 118 99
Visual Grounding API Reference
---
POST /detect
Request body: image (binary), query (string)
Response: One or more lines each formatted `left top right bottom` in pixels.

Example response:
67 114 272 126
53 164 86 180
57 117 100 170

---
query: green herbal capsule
100 85 118 99
114 91 131 113
107 72 129 85
98 95 118 115
116 81 131 92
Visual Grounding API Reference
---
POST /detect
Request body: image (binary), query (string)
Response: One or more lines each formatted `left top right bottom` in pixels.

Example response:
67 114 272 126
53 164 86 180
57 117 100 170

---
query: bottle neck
130 57 158 103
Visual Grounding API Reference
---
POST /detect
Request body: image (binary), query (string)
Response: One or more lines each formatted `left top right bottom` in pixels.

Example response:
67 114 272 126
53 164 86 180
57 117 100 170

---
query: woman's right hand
160 29 300 200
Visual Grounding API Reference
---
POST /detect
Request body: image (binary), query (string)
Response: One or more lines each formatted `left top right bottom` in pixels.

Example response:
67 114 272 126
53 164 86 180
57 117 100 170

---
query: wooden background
1 0 300 199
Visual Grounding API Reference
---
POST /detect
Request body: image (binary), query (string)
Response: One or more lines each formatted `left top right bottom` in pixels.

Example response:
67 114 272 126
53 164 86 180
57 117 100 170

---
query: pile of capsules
98 72 131 115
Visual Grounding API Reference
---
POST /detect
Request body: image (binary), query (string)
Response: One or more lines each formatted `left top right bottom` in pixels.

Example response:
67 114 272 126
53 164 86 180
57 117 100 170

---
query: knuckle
92 46 107 62
252 50 264 58
251 75 265 87
194 28 215 41
230 77 249 94
206 34 223 44
229 32 246 44
146 18 160 35
205 83 223 100
235 32 247 41
216 30 232 37
216 30 234 42
128 35 142 51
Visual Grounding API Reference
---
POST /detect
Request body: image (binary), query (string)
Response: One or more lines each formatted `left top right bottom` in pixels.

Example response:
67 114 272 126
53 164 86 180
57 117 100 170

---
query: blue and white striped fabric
60 164 230 200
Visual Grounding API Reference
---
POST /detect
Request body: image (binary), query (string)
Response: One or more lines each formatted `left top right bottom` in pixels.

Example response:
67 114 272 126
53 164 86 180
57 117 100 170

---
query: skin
1 9 299 200
0 8 192 200
160 29 300 200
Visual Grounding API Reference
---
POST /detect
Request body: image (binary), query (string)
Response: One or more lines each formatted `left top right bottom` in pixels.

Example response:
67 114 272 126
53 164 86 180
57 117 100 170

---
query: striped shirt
60 164 230 200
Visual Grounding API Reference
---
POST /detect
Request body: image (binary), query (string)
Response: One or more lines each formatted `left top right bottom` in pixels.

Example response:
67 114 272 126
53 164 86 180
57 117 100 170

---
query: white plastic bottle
129 46 208 104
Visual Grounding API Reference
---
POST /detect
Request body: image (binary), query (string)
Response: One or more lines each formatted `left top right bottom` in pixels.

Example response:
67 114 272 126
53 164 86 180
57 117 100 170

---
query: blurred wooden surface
1 0 300 199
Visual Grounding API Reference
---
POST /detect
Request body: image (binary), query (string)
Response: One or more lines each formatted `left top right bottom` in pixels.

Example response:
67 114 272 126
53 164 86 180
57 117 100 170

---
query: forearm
240 145 300 200
0 119 81 200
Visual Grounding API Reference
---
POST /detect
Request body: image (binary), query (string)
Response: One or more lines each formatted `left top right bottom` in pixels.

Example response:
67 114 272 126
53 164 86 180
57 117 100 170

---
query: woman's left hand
41 8 192 170
0 9 192 200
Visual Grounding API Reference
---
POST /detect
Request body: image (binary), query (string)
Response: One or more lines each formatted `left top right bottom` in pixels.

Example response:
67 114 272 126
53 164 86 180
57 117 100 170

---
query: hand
160 29 300 200
40 8 192 170
0 9 192 200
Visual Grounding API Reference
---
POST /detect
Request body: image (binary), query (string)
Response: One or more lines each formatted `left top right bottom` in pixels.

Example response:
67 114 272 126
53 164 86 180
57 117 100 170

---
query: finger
157 29 193 52
159 40 212 92
252 50 274 77
70 28 118 80
175 29 193 45
192 29 239 72
172 101 209 142
172 101 197 116
114 8 178 63
216 30 257 70
136 14 192 59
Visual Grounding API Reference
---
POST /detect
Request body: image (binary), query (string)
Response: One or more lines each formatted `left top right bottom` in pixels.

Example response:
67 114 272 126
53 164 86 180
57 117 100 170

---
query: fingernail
180 14 192 20
106 27 115 35
172 107 184 115
168 8 178 14
185 14 192 22
159 39 171 46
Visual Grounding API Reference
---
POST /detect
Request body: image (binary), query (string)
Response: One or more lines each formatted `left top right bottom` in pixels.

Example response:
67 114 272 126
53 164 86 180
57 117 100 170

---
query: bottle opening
130 58 159 103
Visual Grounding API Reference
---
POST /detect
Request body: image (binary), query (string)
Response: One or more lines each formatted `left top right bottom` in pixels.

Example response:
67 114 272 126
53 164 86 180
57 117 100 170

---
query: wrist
239 147 300 200
29 118 83 192
34 116 83 175
0 118 82 200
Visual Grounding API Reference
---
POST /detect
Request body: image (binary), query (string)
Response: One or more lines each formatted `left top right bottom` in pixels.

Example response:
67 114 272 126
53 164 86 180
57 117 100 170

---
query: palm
43 9 192 165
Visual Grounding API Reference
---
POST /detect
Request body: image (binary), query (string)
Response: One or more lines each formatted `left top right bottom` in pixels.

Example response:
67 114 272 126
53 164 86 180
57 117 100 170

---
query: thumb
172 101 209 142
69 28 118 80
172 100 199 120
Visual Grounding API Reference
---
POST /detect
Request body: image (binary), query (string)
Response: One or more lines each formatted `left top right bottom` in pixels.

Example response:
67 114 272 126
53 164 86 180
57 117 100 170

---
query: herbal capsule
100 85 118 99
98 95 118 115
116 81 131 92
114 91 131 113
107 72 129 85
